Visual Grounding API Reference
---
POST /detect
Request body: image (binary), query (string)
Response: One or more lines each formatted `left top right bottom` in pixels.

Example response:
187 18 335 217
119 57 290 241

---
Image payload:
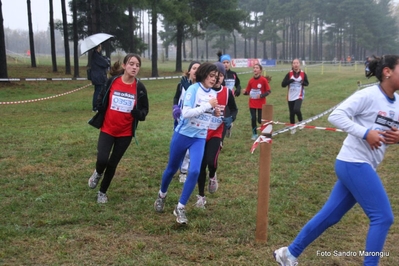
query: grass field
1 60 398 265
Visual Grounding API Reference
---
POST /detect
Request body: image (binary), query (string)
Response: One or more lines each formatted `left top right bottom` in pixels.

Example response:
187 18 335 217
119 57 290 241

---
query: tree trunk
61 0 71 74
308 17 312 61
196 32 199 60
147 11 150 59
205 32 209 61
128 5 134 53
262 41 267 59
175 22 183 72
254 14 258 58
313 18 318 61
151 3 158 77
281 18 286 60
0 0 9 79
232 31 236 58
27 0 36 67
189 36 194 61
301 20 305 60
72 0 79 78
318 19 323 61
49 0 58 72
183 41 187 61
92 0 100 33
248 37 251 58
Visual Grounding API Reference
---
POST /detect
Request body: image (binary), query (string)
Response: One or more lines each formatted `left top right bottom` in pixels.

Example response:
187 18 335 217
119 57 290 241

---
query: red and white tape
259 120 343 133
250 135 272 154
250 82 379 153
251 120 343 153
0 84 91 105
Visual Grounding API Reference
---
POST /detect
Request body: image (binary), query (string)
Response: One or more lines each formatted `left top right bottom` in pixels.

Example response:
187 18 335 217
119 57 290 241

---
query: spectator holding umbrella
90 44 110 112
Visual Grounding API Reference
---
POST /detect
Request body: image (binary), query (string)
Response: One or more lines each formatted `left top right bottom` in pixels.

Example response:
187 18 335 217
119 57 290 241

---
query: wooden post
255 104 273 243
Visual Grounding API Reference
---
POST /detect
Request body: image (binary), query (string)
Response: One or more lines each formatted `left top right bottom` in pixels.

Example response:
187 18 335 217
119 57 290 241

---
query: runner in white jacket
274 54 399 266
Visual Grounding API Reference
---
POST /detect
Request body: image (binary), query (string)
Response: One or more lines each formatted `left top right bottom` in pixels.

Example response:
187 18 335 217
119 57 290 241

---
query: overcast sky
3 0 67 32
2 0 399 32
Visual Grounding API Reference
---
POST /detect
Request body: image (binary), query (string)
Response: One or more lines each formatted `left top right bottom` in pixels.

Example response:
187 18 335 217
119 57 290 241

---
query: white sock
177 202 185 209
159 190 167 198
286 248 297 260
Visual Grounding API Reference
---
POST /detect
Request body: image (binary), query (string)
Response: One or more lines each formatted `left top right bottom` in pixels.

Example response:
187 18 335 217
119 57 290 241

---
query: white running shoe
88 170 102 189
273 247 298 266
154 194 166 213
179 173 187 183
194 195 206 209
173 205 188 224
208 174 219 194
97 191 108 203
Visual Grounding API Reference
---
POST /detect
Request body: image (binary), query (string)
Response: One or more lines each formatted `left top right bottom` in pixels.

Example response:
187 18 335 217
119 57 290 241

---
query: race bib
110 91 135 113
225 79 235 91
208 105 225 130
250 88 261 99
191 112 213 130
189 91 215 130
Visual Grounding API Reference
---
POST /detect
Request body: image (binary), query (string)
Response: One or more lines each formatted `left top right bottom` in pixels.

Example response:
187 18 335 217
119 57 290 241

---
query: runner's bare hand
366 130 385 150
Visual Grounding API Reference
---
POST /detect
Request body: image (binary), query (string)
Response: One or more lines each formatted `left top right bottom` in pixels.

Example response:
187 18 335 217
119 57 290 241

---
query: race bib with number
110 91 136 113
250 88 261 99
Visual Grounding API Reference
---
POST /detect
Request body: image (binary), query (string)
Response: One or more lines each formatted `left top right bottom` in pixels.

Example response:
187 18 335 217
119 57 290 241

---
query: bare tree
151 1 158 77
49 0 58 72
128 5 135 53
27 0 36 67
72 0 79 78
0 0 8 79
61 0 71 74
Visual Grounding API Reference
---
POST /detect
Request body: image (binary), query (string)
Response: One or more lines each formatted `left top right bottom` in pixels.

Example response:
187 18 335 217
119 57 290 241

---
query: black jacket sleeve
173 83 182 105
260 91 271 98
281 73 292 87
227 90 238 122
95 76 116 112
302 73 309 86
233 71 241 96
133 81 149 121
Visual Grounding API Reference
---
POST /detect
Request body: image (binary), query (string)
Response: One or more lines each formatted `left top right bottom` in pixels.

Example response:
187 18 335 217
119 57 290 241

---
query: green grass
1 61 398 265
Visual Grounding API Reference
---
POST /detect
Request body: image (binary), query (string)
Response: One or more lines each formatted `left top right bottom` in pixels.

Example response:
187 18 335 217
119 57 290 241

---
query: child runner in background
172 61 201 183
281 58 309 134
243 63 271 140
88 54 149 203
195 62 238 208
274 55 399 266
218 52 241 138
154 63 220 224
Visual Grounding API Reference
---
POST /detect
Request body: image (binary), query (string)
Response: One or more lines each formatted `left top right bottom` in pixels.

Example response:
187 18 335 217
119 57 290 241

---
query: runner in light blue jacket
154 62 221 224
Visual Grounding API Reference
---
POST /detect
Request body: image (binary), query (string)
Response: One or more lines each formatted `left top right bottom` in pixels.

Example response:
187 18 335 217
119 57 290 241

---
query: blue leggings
289 160 393 266
160 132 206 205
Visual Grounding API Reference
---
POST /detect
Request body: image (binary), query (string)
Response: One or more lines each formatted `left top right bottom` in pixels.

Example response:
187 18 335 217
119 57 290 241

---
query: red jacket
244 75 271 109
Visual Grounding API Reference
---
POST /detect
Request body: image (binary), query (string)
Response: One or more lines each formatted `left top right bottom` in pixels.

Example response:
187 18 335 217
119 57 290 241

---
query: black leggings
250 108 262 134
96 131 133 193
288 99 303 124
198 137 222 196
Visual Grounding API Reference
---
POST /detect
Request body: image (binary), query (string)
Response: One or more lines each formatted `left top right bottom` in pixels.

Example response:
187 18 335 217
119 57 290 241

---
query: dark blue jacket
91 50 110 85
